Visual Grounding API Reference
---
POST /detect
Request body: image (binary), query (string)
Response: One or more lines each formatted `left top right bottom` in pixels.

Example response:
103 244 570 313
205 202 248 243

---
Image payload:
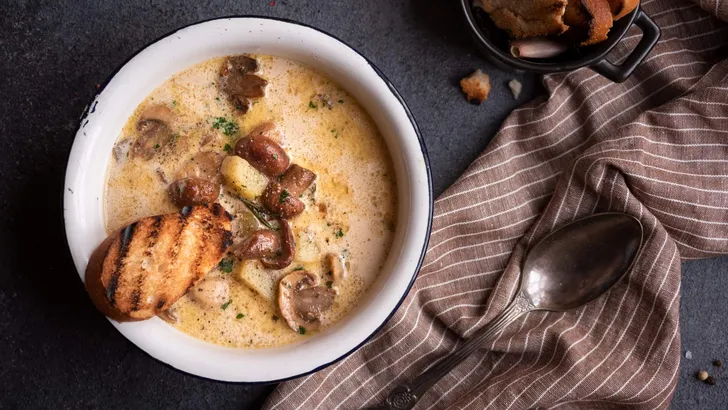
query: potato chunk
221 156 268 200
235 260 281 303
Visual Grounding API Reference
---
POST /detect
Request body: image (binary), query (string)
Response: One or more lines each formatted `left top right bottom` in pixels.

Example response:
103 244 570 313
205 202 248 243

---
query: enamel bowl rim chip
63 16 433 383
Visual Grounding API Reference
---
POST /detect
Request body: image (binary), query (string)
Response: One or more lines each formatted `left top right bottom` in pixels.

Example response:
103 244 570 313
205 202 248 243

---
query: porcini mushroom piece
234 124 290 178
133 119 173 159
261 164 316 219
280 165 316 197
168 177 220 207
246 122 284 142
219 55 268 113
140 104 175 124
278 271 336 332
233 230 281 260
262 183 305 219
262 219 295 270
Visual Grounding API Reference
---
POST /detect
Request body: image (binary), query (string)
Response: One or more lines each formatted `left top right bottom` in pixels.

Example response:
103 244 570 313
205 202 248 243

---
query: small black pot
460 1 661 83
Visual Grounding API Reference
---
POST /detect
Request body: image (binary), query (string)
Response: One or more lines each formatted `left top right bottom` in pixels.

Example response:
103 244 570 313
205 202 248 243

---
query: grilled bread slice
85 203 233 321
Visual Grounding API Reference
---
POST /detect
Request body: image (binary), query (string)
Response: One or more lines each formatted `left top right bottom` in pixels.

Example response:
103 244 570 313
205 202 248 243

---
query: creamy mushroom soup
104 55 397 348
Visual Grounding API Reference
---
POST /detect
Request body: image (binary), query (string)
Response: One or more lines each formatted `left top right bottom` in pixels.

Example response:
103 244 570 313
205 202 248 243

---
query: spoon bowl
382 213 644 410
522 213 643 311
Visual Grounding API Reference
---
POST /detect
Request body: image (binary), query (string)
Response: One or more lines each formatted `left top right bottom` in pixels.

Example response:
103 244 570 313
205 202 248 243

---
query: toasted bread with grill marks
85 203 233 321
480 0 568 39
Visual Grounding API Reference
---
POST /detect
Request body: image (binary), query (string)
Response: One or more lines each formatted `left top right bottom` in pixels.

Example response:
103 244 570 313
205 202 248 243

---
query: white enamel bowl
64 17 432 382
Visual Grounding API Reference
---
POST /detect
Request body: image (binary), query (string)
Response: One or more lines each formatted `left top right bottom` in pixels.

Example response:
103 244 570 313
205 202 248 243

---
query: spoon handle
381 294 532 410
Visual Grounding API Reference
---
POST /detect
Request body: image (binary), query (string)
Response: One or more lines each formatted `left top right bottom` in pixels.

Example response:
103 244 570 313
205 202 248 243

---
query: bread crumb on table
509 79 522 99
460 70 491 105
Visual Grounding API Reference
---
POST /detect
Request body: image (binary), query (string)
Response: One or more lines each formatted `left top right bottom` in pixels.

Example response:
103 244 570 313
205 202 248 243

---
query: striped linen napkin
265 0 728 408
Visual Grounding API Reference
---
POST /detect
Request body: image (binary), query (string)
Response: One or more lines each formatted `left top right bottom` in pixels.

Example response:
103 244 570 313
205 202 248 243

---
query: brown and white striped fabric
264 0 728 408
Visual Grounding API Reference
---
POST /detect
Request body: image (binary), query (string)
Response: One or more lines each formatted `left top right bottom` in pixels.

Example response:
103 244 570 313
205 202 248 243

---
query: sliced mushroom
223 55 260 75
226 74 267 99
132 119 173 159
219 55 268 113
168 177 220 207
176 151 225 183
278 271 336 332
325 253 347 283
262 219 295 270
262 182 306 219
233 230 280 260
157 308 179 324
234 126 290 178
140 104 175 124
189 277 230 308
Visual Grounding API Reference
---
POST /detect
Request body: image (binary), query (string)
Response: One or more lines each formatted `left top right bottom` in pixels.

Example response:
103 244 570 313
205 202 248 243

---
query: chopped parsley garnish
298 326 306 335
154 144 161 150
218 257 234 273
308 101 317 109
171 133 180 143
212 117 240 136
293 266 304 271
326 281 333 289
338 99 344 104
223 143 232 152
331 129 339 138
273 154 278 160
171 100 177 106
215 97 221 101
221 300 232 310
335 228 344 238
279 189 290 203
236 313 244 319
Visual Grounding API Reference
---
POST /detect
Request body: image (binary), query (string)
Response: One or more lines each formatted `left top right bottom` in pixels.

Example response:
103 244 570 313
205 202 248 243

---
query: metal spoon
380 212 643 410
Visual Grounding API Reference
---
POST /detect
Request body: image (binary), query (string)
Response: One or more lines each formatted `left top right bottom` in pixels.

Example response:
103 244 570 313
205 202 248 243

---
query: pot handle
591 10 661 83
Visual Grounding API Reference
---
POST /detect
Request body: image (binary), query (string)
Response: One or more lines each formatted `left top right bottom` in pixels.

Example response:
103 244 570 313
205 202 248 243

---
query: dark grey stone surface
0 0 724 408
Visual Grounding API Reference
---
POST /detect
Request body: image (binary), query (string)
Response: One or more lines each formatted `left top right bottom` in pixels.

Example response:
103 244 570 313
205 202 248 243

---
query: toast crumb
509 79 523 99
460 70 491 105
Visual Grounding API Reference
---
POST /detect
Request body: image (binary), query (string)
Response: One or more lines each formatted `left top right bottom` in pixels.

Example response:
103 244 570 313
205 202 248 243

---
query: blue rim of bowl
66 15 434 385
